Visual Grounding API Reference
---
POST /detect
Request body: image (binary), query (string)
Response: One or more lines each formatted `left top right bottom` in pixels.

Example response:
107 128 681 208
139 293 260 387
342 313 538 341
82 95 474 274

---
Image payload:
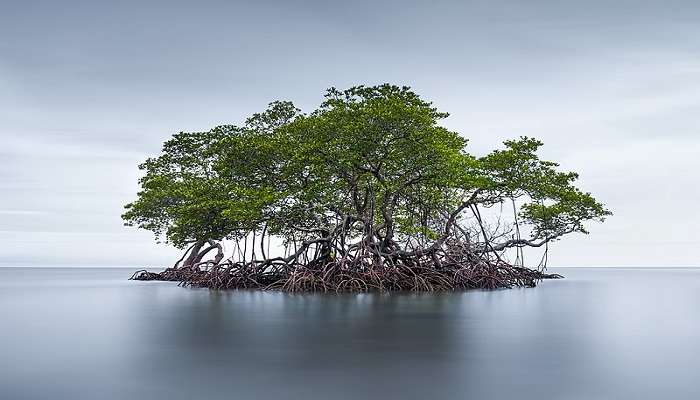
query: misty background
1 0 698 267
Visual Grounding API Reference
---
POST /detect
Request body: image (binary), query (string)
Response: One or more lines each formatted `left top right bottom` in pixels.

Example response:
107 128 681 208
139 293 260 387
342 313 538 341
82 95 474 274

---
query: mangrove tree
124 84 610 291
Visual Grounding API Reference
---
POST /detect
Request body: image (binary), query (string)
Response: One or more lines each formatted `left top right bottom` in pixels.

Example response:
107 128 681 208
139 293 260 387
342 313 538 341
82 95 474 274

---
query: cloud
1 0 698 266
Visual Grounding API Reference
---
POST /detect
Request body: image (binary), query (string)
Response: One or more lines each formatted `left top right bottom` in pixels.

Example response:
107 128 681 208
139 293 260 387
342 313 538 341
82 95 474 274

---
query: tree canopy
124 84 610 291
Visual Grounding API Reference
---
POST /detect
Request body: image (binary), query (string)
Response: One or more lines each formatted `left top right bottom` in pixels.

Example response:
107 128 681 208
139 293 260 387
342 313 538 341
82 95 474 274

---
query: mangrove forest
125 84 610 292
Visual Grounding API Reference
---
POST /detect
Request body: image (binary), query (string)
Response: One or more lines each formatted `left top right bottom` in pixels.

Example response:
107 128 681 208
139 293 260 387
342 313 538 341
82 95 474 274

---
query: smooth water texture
1 267 699 400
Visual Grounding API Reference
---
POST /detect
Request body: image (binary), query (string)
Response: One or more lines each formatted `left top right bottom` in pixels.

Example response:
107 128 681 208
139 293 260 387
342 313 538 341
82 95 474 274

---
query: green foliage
123 84 610 250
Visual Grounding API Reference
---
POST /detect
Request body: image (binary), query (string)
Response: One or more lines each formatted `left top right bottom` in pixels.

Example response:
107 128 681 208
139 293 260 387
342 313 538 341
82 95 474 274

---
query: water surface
1 267 699 399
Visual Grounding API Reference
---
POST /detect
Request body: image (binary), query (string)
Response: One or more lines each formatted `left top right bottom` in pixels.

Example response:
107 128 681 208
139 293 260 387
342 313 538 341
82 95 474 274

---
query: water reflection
1 268 699 399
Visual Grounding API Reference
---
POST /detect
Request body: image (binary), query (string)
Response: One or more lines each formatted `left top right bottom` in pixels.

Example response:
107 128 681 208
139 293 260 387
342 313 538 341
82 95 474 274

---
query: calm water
1 267 699 400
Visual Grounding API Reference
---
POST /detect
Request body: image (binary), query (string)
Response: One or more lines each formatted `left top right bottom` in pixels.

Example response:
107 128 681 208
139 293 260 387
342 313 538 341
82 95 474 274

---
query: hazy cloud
1 0 699 266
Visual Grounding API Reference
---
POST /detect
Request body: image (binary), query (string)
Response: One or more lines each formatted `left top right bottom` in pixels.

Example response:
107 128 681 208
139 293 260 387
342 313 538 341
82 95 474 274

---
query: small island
125 84 610 292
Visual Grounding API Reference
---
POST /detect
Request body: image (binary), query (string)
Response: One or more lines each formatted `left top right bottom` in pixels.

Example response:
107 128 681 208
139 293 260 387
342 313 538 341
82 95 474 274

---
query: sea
1 267 698 399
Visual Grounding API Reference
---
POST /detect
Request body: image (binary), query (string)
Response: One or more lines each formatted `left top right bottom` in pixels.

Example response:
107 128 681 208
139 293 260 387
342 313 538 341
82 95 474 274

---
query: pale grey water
1 267 699 400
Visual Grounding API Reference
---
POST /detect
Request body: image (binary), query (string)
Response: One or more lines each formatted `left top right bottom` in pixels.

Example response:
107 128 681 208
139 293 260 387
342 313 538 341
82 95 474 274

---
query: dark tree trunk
183 240 205 267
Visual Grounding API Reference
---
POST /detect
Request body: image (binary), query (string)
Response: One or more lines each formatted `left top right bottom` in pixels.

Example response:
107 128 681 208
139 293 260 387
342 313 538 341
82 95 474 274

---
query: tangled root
130 260 561 292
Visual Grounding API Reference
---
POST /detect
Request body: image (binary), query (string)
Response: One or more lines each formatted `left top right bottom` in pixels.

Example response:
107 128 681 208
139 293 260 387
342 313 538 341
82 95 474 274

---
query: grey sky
1 0 699 266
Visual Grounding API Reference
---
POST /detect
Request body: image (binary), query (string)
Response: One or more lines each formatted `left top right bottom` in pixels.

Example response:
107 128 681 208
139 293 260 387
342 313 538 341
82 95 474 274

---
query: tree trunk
183 240 205 267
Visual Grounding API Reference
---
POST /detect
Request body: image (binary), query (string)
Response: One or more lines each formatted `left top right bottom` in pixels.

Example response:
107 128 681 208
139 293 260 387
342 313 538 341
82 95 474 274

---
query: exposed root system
130 244 562 292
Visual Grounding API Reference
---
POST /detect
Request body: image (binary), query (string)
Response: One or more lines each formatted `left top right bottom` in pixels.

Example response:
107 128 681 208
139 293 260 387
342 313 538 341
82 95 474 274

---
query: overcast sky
1 0 699 267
